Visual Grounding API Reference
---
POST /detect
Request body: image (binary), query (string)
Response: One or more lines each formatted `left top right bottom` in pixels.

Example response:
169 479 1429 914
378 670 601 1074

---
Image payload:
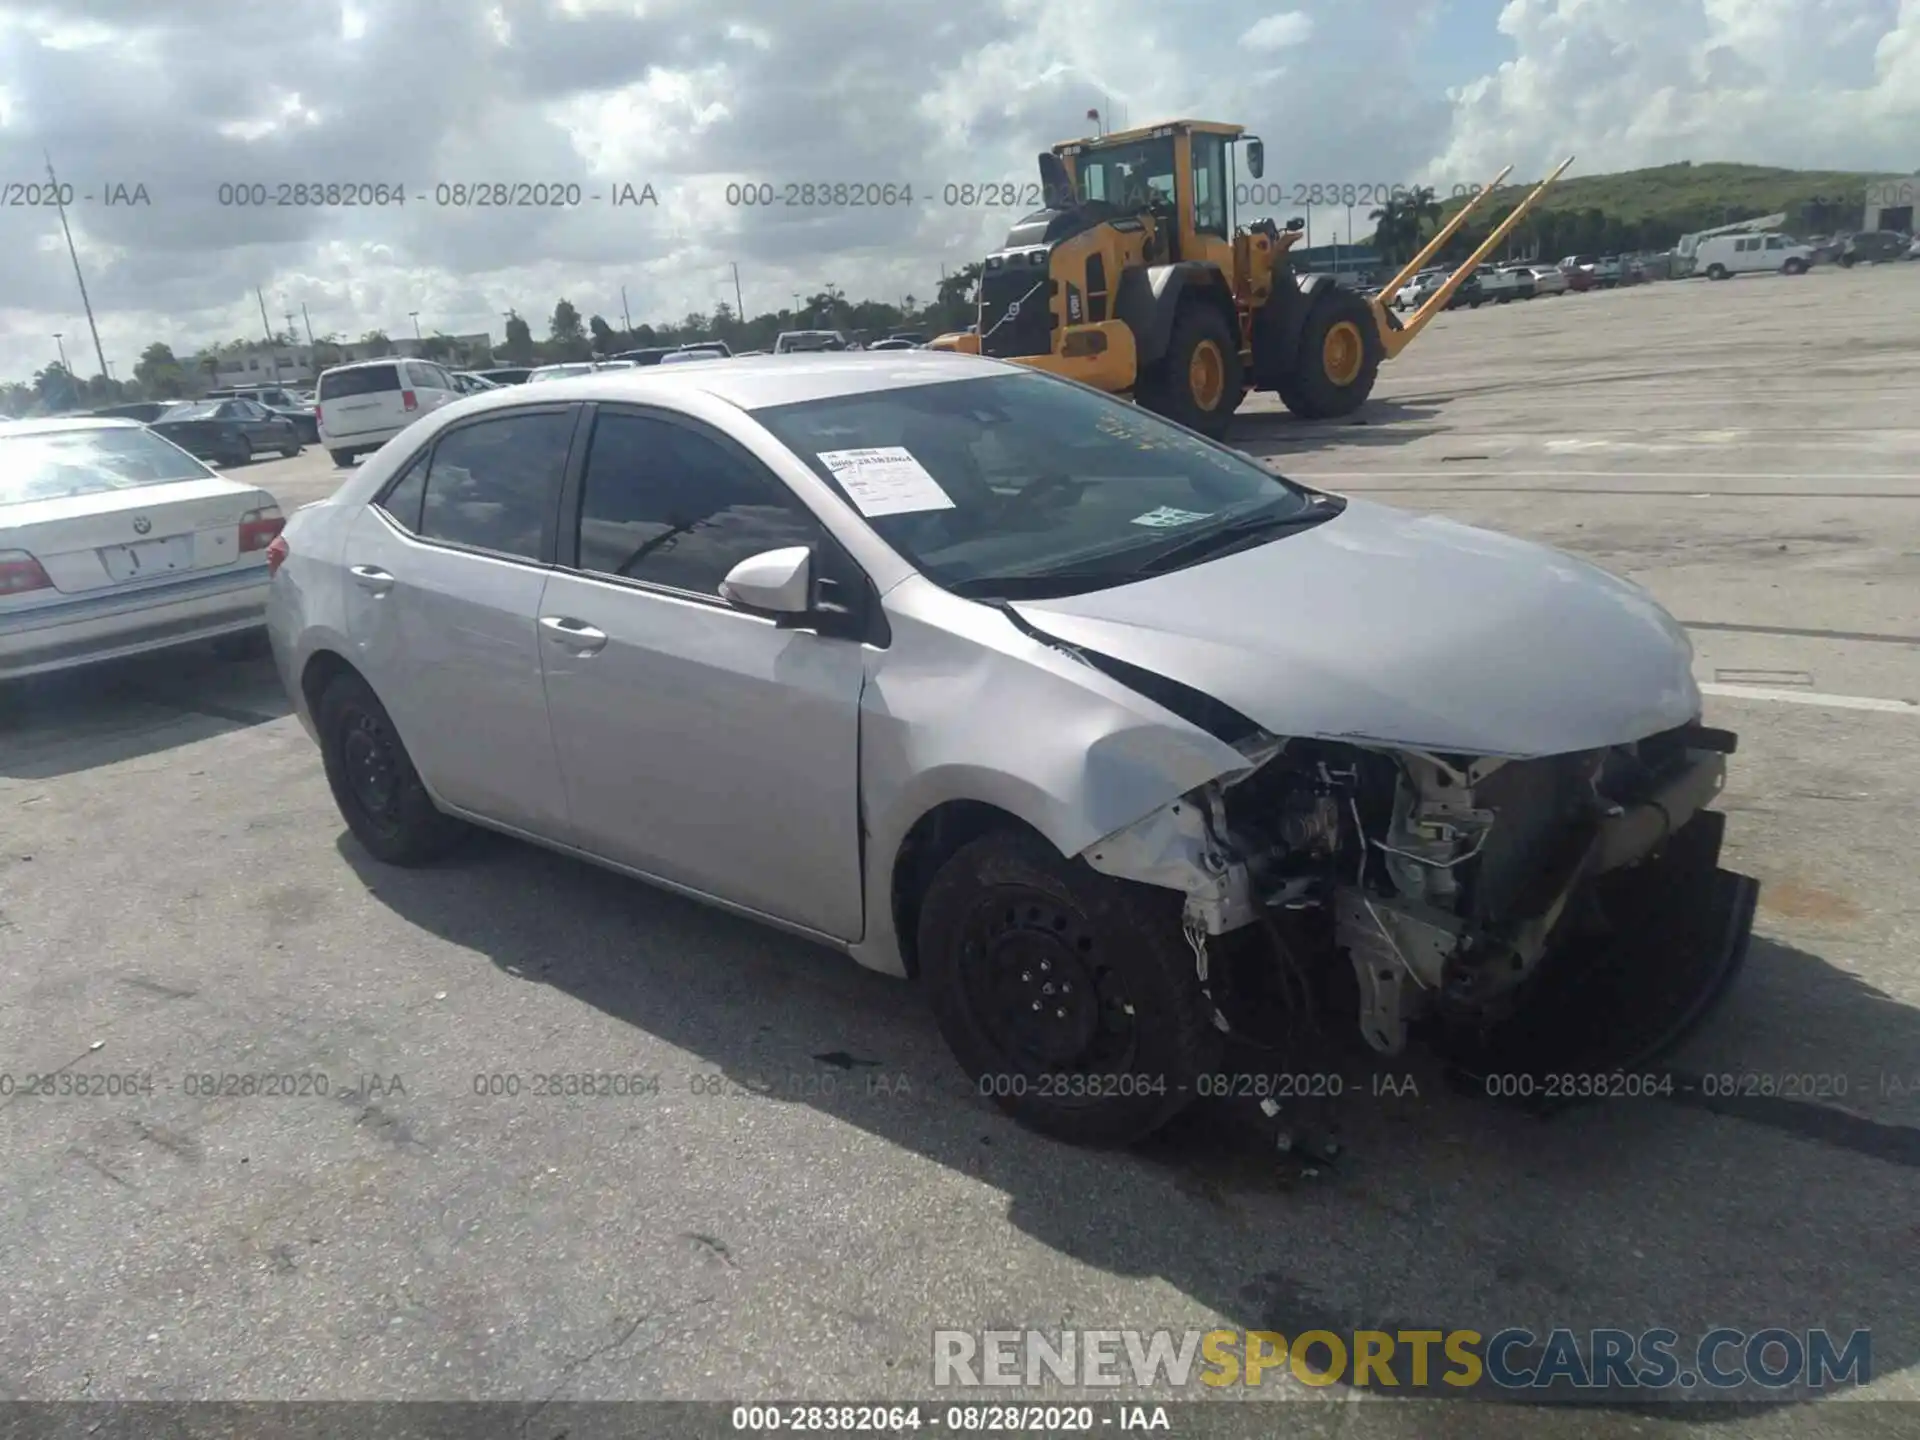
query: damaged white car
267 353 1757 1146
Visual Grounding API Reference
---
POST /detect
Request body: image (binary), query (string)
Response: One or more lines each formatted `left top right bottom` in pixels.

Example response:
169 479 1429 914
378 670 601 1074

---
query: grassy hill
1441 161 1905 227
1394 160 1913 261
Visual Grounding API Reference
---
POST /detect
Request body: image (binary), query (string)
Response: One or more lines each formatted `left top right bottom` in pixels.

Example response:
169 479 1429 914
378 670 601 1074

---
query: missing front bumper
1435 808 1758 1098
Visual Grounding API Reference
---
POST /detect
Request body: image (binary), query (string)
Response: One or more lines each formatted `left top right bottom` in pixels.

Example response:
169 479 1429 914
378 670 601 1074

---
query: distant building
1290 244 1381 283
187 332 495 388
1864 176 1915 234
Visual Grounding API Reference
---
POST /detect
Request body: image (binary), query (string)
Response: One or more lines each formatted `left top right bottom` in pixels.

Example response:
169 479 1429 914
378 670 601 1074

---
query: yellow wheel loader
928 120 1573 439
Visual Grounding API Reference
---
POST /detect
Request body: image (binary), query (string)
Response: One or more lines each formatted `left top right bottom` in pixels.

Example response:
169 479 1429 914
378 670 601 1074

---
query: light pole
53 333 68 371
409 312 422 342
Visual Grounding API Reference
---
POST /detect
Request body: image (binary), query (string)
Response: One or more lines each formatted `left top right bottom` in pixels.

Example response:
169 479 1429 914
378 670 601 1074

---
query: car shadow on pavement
343 831 1920 1414
0 645 290 781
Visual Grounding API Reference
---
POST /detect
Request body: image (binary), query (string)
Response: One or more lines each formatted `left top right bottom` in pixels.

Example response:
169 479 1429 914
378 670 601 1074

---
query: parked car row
88 397 306 465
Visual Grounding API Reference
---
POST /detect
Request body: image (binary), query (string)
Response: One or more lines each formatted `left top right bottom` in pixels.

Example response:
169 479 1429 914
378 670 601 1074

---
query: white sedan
0 418 283 680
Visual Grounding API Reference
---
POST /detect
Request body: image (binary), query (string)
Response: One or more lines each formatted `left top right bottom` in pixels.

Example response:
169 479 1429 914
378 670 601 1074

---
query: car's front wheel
917 829 1217 1146
316 671 468 866
328 448 356 468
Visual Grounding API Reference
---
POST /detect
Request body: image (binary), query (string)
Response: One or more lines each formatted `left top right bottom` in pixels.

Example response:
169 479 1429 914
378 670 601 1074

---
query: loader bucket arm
1370 156 1575 359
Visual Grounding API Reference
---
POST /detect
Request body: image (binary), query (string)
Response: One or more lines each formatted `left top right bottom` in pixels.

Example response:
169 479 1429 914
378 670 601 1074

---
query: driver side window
574 411 821 597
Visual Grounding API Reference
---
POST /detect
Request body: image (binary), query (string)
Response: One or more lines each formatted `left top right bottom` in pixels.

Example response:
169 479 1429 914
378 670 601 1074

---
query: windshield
1073 138 1176 213
0 426 213 506
159 402 223 421
753 371 1320 596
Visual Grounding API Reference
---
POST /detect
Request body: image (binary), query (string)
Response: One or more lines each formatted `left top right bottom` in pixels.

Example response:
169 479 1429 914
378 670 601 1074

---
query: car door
232 399 281 449
536 405 868 939
338 404 583 839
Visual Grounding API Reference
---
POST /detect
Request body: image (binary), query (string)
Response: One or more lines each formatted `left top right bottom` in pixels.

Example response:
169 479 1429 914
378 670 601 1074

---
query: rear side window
377 455 428 531
319 365 400 400
417 411 575 561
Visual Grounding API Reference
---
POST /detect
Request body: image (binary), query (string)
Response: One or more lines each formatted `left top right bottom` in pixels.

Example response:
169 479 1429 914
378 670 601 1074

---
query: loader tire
1135 303 1243 440
1281 289 1382 420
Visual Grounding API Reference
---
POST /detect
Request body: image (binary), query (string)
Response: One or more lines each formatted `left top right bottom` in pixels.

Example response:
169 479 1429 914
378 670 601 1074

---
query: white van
315 358 462 467
1695 232 1814 280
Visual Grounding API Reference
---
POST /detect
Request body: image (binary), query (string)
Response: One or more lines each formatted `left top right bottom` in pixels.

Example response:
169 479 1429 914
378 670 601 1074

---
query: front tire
1280 288 1383 420
917 829 1218 1147
1782 258 1807 275
316 671 468 866
1134 303 1243 440
1706 264 1729 280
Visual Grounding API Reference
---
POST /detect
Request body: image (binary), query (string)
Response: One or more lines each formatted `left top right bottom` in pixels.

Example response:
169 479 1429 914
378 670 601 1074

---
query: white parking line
1698 683 1919 714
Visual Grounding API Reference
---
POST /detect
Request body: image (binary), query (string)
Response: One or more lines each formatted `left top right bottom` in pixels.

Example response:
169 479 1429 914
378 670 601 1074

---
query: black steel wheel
917 829 1217 1146
316 671 468 865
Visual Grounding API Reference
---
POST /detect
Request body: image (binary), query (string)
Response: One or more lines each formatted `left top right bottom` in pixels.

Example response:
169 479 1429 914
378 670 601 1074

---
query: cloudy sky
0 0 1914 384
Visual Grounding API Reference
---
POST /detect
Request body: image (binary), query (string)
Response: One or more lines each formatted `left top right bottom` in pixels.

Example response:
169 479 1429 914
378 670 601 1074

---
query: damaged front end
1084 723 1759 1083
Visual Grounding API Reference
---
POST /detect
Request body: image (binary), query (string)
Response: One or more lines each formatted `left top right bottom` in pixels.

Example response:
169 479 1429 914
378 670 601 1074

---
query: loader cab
1055 120 1252 275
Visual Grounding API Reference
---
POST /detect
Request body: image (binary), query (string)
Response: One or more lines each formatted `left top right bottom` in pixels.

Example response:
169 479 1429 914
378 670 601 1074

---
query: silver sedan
267 354 1756 1146
2 418 282 680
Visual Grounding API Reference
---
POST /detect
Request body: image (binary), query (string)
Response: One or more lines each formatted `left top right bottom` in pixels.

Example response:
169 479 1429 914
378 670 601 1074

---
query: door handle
349 564 394 596
539 616 608 654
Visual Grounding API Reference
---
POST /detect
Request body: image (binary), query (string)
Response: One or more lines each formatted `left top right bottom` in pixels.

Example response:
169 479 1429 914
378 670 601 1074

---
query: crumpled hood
1011 497 1700 758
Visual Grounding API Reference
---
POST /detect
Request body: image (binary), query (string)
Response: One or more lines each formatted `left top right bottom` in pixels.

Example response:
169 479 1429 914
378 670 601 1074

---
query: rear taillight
402 390 418 411
314 403 323 426
239 504 285 553
265 534 289 578
0 550 53 595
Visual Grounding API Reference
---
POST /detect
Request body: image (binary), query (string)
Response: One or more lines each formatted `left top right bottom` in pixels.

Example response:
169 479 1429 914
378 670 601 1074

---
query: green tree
33 362 78 411
358 330 393 356
502 311 535 364
549 300 589 360
134 342 187 398
931 262 982 332
589 315 617 354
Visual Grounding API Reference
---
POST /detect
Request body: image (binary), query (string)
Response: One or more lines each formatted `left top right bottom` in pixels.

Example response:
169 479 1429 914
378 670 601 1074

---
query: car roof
319 357 407 373
0 416 145 436
437 350 1009 413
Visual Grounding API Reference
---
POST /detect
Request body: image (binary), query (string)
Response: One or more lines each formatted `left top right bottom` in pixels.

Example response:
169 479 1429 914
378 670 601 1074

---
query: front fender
846 579 1254 976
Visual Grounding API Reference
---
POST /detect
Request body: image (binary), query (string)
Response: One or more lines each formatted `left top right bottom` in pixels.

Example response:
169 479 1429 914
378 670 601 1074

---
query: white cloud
0 0 1914 385
1240 11 1313 51
1433 0 1919 181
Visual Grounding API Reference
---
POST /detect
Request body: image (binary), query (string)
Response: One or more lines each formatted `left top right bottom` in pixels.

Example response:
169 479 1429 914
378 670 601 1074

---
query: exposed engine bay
1083 722 1751 1070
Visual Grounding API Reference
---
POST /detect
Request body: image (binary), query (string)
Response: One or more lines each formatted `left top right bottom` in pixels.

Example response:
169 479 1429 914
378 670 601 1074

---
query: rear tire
1706 264 1729 280
280 440 302 457
329 448 356 468
316 671 468 866
917 829 1217 1147
1279 288 1383 420
1134 303 1243 440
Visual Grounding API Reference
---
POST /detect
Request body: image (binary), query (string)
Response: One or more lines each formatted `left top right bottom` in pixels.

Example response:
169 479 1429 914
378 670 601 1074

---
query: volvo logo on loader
926 117 1573 441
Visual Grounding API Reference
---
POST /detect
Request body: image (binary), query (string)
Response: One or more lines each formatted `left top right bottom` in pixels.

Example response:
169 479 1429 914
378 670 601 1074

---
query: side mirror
719 546 812 617
1286 216 1305 233
1245 138 1264 179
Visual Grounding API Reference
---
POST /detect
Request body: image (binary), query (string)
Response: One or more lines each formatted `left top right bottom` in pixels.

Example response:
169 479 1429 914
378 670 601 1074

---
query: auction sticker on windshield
817 447 955 516
1132 506 1213 528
